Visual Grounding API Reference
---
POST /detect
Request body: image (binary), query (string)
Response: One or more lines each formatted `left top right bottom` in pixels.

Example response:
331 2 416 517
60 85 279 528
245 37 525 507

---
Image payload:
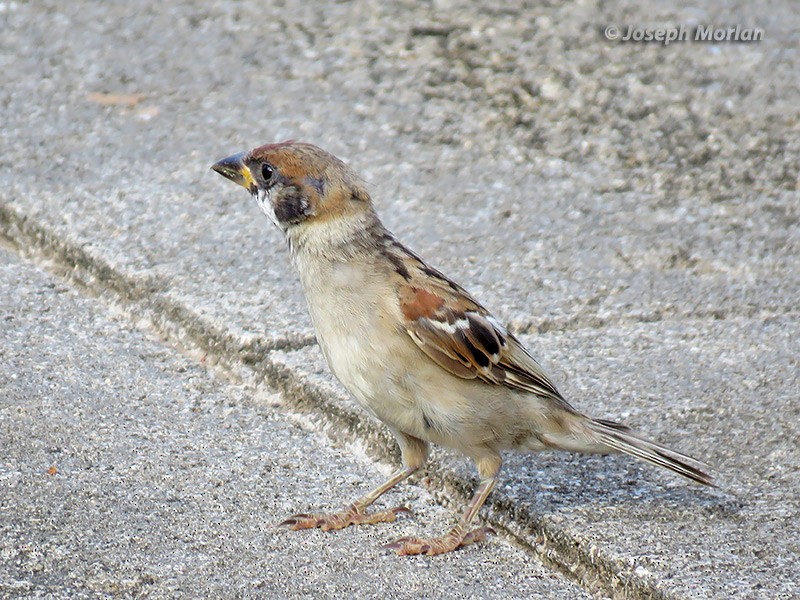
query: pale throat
286 209 384 263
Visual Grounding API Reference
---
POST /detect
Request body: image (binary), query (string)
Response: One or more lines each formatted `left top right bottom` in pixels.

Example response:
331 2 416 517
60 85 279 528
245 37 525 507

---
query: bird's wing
395 259 566 405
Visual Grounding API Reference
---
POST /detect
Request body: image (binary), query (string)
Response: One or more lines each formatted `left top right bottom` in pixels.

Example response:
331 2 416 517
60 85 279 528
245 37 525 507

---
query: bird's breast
298 258 401 402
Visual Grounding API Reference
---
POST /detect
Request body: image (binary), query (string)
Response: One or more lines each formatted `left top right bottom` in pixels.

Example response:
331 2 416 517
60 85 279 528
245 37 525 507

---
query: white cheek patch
255 189 283 230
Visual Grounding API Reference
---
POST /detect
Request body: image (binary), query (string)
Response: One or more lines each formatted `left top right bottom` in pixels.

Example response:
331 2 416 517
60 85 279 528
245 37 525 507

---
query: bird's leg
280 433 428 532
385 455 500 556
279 466 416 530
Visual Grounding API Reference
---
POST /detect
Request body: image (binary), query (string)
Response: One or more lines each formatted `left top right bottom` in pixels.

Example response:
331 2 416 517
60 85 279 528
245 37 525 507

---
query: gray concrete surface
2 0 798 598
0 247 591 598
268 325 799 598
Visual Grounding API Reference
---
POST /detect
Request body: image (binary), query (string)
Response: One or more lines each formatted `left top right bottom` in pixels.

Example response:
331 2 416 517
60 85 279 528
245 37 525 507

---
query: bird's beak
211 152 257 194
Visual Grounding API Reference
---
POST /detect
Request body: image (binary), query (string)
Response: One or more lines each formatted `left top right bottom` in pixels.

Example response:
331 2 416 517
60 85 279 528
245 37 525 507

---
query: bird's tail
585 418 715 486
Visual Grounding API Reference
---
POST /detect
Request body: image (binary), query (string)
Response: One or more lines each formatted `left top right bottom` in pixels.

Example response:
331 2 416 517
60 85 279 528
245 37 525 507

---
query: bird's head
212 141 374 243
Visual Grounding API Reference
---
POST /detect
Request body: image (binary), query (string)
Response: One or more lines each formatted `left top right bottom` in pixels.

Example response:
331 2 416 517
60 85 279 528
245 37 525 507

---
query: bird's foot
383 525 495 556
279 504 411 532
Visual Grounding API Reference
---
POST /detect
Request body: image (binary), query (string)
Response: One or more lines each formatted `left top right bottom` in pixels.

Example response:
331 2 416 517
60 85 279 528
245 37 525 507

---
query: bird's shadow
432 449 746 527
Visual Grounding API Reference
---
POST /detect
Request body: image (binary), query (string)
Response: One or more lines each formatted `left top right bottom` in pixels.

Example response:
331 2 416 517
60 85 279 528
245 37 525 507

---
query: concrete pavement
2 0 798 597
0 247 590 598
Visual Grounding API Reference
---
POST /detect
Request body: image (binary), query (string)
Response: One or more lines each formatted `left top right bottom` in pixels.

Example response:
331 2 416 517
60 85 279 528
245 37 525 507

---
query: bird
211 141 714 556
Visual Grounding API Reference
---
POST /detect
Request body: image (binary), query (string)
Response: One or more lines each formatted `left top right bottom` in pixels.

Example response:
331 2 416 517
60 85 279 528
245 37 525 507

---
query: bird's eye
262 163 274 182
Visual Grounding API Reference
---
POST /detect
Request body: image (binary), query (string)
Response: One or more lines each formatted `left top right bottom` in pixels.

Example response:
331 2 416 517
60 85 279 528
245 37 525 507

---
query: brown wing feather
498 335 565 402
397 259 567 405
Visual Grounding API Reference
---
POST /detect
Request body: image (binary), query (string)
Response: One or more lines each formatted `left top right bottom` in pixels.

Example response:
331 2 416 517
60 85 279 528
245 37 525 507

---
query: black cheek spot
274 188 311 225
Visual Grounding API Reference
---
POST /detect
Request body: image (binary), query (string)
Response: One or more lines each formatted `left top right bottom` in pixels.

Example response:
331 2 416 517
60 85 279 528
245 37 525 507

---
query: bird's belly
320 330 384 407
318 326 508 448
308 303 427 431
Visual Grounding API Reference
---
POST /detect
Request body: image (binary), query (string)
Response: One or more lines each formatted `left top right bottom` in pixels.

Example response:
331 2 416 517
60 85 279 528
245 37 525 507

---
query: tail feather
587 418 715 486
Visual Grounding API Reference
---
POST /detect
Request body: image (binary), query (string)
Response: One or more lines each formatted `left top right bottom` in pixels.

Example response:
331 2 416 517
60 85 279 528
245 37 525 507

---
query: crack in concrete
0 204 317 358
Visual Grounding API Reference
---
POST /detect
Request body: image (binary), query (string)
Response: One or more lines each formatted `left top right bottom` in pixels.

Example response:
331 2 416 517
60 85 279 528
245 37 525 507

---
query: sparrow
211 141 713 556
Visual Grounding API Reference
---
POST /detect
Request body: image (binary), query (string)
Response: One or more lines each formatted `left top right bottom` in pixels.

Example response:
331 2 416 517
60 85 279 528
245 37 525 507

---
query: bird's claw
279 505 411 531
384 526 495 556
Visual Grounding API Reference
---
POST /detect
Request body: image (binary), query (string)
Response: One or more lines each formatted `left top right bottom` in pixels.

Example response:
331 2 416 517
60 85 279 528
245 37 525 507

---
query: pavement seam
1 202 682 600
0 203 317 358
